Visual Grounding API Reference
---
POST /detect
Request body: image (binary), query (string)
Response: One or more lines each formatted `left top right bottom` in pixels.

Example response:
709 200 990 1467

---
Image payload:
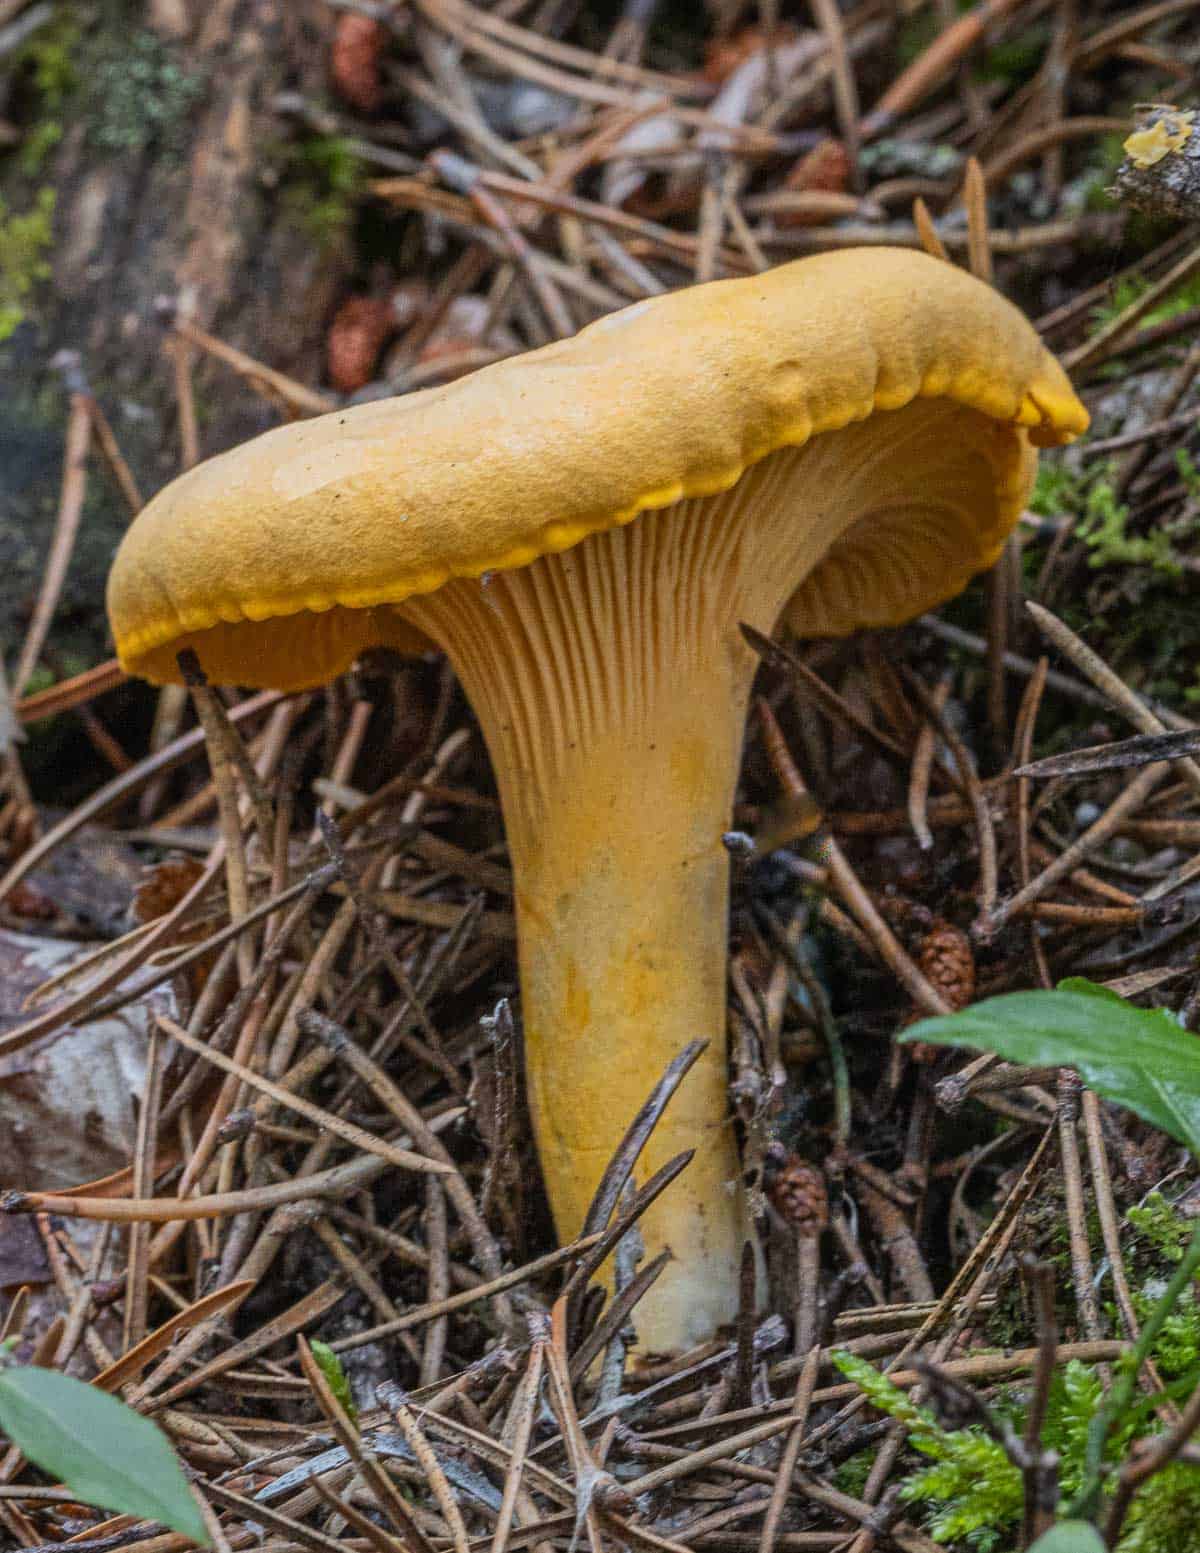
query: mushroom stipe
107 248 1087 1357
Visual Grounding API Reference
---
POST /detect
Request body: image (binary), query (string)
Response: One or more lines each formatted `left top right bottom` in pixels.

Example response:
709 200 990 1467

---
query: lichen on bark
0 0 351 670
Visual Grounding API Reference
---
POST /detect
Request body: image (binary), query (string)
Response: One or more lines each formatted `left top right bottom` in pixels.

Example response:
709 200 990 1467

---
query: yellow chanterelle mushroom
108 248 1087 1356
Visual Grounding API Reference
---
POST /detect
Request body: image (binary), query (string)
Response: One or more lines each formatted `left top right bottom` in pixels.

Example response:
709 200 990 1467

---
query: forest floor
3 2 1200 1550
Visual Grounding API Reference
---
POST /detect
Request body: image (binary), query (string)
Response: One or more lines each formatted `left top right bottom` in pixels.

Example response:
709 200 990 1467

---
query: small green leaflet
904 979 1200 1155
1027 1522 1106 1553
310 1340 358 1424
0 1367 209 1545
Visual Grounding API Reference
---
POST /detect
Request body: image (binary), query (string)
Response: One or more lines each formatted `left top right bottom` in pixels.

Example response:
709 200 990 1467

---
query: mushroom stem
509 673 752 1355
448 652 753 1355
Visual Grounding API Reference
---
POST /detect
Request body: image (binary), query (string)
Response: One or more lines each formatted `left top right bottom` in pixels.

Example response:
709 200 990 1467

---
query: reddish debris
132 854 206 924
779 139 852 226
3 881 57 921
330 13 387 113
327 295 397 393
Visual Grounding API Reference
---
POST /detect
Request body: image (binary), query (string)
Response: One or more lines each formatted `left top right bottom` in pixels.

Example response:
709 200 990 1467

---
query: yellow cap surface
108 247 1087 689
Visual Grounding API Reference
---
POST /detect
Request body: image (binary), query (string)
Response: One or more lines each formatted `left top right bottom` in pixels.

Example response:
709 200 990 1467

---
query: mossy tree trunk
1 0 351 672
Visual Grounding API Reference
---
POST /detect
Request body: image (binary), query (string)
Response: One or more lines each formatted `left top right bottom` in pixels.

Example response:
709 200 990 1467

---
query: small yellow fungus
1124 111 1195 169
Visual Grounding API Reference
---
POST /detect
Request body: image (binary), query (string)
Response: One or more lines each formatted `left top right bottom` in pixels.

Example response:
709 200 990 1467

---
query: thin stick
759 1349 821 1553
420 1177 450 1388
0 689 280 913
382 1386 473 1553
911 198 948 261
1081 1090 1142 1346
86 396 144 514
122 1020 163 1354
908 674 950 851
13 389 91 697
860 0 1029 137
981 762 1167 935
962 156 993 284
755 697 951 1015
490 1320 549 1553
168 312 336 416
1056 1071 1102 1342
807 0 859 166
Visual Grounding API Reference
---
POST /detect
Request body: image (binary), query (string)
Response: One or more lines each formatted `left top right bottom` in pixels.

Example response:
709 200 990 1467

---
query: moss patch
277 132 366 246
0 189 54 343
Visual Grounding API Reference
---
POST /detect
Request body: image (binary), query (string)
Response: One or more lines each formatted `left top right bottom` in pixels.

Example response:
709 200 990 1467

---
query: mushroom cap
108 248 1087 690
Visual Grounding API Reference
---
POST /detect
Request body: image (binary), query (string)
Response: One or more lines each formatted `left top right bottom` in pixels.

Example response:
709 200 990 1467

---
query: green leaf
903 985 1200 1153
0 1367 208 1544
310 1339 357 1424
1056 976 1128 1004
1028 1522 1106 1552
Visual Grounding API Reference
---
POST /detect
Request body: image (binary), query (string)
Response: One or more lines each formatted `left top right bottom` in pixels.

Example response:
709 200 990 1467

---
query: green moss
1031 460 1200 705
1139 1286 1200 1377
1031 460 1184 577
1091 269 1200 333
21 13 79 105
1078 477 1180 576
1127 1193 1192 1266
0 188 55 342
1177 450 1200 500
832 1348 1022 1550
18 122 64 177
9 13 79 174
837 1201 1200 1550
6 15 203 171
834 1345 1200 1549
278 133 365 245
833 1451 873 1500
16 12 78 113
1029 460 1086 521
1122 1463 1200 1551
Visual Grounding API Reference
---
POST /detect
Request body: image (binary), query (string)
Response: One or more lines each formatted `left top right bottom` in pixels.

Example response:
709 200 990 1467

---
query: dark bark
1 0 352 668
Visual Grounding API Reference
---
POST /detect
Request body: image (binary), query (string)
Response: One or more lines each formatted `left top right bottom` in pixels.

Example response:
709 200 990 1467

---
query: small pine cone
331 14 386 113
904 919 974 1064
918 918 975 1013
327 296 396 393
767 1155 828 1237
